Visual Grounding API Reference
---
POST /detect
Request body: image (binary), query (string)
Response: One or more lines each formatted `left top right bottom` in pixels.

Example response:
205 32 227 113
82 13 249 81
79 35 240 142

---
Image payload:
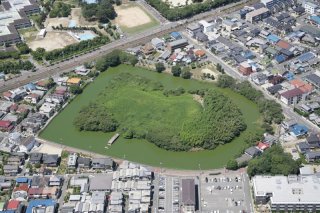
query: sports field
39 65 263 170
114 3 159 34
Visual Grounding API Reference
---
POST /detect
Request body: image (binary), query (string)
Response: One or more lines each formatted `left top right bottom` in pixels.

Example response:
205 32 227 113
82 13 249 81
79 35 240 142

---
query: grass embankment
40 65 263 170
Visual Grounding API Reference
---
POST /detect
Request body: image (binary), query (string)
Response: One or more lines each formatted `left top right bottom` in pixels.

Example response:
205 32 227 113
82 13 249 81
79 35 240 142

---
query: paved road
184 33 320 133
0 0 257 93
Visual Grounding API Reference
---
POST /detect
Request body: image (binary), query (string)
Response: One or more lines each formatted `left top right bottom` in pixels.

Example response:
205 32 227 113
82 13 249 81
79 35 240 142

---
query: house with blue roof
310 16 320 28
289 124 308 137
16 177 29 184
297 52 315 63
267 34 280 44
275 54 287 64
170 32 182 40
26 199 56 213
24 83 36 92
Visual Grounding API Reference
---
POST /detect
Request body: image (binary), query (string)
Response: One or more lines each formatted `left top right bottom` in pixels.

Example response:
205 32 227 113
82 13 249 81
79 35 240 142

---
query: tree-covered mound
73 73 246 151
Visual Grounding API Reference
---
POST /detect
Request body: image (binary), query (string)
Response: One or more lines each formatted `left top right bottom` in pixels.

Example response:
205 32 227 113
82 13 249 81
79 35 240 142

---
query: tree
16 43 31 54
247 145 301 177
181 67 192 79
217 74 235 88
155 62 165 73
226 159 238 170
69 85 83 95
171 65 181 77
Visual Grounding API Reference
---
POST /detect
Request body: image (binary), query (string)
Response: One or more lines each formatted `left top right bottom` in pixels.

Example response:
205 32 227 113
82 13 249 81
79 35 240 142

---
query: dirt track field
115 5 152 28
28 31 78 51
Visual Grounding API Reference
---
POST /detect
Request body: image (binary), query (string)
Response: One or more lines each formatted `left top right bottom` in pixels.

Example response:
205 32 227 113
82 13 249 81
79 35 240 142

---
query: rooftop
253 175 320 204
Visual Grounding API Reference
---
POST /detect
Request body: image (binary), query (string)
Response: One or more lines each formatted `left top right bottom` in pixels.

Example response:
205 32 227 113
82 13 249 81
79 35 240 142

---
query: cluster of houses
236 133 277 164
0 175 62 213
127 31 207 65
60 161 153 213
296 132 320 162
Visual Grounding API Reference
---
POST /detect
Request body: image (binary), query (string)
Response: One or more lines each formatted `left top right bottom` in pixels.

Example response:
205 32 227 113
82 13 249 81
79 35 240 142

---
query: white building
253 175 320 211
304 1 318 14
18 136 36 153
39 102 56 117
198 20 215 34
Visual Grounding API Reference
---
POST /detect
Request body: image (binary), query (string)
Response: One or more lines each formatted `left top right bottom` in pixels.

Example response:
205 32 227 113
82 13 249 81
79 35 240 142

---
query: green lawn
40 65 263 170
102 82 202 137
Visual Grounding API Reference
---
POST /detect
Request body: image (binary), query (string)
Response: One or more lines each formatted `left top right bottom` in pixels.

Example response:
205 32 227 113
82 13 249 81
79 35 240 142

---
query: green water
40 65 262 170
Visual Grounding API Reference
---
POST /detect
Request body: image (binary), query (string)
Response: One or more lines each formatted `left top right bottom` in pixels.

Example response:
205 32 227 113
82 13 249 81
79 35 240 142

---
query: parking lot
200 173 253 213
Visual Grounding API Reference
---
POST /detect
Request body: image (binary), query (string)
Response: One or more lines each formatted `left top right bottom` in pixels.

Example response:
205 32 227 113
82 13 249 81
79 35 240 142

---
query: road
0 0 258 93
184 33 320 133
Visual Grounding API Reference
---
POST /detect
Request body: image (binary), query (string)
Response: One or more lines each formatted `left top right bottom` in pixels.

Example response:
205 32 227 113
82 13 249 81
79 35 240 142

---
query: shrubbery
95 50 138 71
74 103 118 132
49 2 72 18
217 75 284 127
146 0 238 21
81 0 116 23
247 145 301 177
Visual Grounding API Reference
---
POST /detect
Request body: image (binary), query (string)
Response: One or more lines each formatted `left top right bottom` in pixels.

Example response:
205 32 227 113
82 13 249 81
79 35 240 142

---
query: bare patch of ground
45 17 70 29
162 0 193 7
115 5 152 28
28 31 78 51
193 94 204 107
33 143 62 156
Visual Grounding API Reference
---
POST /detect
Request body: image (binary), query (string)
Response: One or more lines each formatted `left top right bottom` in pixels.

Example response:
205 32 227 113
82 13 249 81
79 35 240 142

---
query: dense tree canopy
74 103 118 132
81 0 116 23
96 50 138 71
146 0 238 21
217 75 284 127
155 62 165 73
49 2 72 18
247 145 301 177
0 60 34 74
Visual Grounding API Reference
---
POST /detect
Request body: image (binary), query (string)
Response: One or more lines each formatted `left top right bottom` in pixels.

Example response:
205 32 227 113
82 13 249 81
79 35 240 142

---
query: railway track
0 0 258 93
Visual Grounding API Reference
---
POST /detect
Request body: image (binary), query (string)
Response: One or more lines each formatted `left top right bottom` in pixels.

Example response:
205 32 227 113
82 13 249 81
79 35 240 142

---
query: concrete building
253 175 320 211
280 88 307 105
304 1 318 14
0 0 40 45
198 20 215 34
67 153 78 169
246 7 270 23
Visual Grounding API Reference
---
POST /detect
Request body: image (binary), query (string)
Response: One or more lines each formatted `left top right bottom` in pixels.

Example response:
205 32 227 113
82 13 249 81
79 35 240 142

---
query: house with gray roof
245 146 261 158
43 154 59 167
91 158 113 171
305 151 320 162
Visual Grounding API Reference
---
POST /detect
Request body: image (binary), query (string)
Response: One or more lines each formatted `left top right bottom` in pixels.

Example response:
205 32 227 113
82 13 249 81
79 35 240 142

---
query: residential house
141 43 154 55
245 146 261 158
49 176 62 187
151 38 164 50
31 176 48 188
24 93 40 104
167 39 188 52
246 8 270 23
280 88 306 105
267 84 283 95
306 133 320 148
7 156 23 165
296 142 310 154
92 158 113 171
3 164 19 176
0 120 14 132
74 65 90 76
77 157 91 169
29 153 43 164
39 102 56 117
67 153 78 169
43 154 59 167
19 136 36 153
305 151 320 162
238 61 253 76
170 32 182 40
194 32 208 43
198 20 214 33
66 78 81 86
181 179 196 213
186 23 201 38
